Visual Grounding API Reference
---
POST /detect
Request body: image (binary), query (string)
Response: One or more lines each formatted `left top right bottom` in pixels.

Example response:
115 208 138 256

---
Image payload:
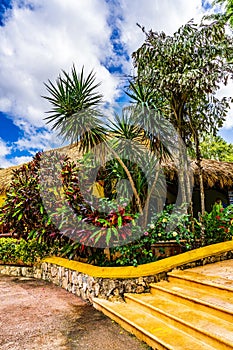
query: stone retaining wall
0 250 232 304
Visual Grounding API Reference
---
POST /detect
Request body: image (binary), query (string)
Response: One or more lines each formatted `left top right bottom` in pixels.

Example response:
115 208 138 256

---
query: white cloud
10 155 33 165
0 138 11 157
117 0 205 73
1 0 233 163
215 82 233 129
0 98 12 112
14 122 63 154
0 0 120 131
0 138 13 168
0 137 33 168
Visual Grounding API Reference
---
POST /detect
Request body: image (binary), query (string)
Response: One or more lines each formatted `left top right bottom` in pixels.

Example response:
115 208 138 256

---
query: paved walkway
0 276 149 350
0 259 232 350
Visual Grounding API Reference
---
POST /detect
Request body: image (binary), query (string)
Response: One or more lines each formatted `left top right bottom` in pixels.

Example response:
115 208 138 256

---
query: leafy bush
146 204 198 249
1 148 233 268
0 152 59 240
199 204 233 245
0 151 85 247
107 205 195 266
0 238 59 265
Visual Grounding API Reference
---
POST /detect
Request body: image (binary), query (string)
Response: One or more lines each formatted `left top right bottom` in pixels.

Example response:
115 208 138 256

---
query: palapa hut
0 144 233 215
163 159 233 215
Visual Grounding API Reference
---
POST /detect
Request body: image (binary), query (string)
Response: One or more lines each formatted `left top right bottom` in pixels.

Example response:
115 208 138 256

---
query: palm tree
43 65 174 228
43 65 107 152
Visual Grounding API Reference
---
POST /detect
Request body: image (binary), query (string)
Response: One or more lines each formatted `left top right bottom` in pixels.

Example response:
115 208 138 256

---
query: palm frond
42 65 105 152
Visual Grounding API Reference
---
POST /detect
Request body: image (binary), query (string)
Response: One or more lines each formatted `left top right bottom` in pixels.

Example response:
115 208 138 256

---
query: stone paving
0 259 232 350
0 276 150 350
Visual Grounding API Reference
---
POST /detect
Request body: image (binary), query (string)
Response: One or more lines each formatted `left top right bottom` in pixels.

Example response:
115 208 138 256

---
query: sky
0 0 232 168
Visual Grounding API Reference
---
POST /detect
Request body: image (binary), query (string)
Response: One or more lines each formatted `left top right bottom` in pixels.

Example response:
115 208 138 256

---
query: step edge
149 283 233 316
93 298 184 349
93 298 218 349
167 271 233 292
124 294 233 347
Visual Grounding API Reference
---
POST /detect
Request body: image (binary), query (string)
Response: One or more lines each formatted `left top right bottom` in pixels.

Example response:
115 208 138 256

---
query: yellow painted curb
44 240 233 279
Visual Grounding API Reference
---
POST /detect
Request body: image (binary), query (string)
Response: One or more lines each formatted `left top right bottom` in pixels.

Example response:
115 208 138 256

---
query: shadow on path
0 276 150 350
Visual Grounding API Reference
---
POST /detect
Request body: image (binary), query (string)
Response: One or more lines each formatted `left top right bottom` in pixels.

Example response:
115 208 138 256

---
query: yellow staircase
93 269 233 349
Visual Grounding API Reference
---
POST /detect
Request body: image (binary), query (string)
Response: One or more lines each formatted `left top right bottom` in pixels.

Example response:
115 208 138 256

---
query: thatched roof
0 144 233 195
0 164 21 195
192 159 233 189
0 144 82 195
163 158 233 189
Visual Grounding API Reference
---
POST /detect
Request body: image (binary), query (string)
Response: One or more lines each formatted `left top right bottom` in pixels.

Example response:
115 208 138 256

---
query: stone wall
0 250 232 304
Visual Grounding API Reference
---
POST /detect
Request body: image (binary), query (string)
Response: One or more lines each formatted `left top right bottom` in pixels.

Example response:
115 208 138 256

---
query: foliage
0 238 59 265
129 17 233 213
104 205 197 266
0 152 63 241
211 0 233 27
43 65 106 151
130 19 233 142
43 64 175 224
195 134 233 162
197 204 233 244
55 193 141 250
146 204 198 249
112 237 156 267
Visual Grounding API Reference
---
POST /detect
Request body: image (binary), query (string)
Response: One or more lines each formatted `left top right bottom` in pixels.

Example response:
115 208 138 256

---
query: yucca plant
43 65 107 152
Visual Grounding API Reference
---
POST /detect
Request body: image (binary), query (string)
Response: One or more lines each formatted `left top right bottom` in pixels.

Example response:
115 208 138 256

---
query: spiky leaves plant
43 65 107 152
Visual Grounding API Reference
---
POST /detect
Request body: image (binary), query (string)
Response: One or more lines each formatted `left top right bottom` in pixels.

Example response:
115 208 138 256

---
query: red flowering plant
59 196 140 248
199 204 233 245
0 152 60 241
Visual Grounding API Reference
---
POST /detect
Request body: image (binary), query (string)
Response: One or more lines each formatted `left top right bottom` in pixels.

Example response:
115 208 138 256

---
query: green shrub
0 237 59 265
0 152 58 240
198 204 233 245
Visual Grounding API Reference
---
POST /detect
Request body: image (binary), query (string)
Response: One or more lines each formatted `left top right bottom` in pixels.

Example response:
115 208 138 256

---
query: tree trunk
142 168 160 228
195 137 205 216
106 145 143 215
195 134 205 242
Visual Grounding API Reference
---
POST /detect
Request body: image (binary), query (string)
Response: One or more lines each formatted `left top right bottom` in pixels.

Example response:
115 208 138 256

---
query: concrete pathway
0 276 150 350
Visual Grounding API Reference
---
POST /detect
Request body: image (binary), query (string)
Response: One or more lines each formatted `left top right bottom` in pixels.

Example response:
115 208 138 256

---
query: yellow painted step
168 270 233 296
124 293 233 350
93 298 216 350
150 280 233 322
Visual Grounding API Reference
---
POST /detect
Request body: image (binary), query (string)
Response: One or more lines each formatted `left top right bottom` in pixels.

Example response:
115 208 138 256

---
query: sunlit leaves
43 65 106 151
130 18 233 145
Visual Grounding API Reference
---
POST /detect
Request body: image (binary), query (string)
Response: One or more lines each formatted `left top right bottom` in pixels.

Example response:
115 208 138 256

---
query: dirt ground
0 275 150 350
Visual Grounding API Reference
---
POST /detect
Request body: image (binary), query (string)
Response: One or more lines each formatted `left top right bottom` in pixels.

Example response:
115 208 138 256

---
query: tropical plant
128 18 233 216
192 134 233 162
197 204 233 244
0 151 77 245
43 67 172 233
146 204 198 249
43 65 106 151
0 153 50 239
0 237 59 265
210 0 233 27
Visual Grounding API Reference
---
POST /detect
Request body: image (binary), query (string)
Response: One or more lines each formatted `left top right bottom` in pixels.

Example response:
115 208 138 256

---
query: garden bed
0 240 232 303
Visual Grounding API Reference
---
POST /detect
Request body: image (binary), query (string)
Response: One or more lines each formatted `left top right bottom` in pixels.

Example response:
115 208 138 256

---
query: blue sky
0 0 232 167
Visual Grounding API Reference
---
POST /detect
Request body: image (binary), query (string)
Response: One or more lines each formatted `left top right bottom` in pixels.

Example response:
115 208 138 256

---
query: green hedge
0 238 58 265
